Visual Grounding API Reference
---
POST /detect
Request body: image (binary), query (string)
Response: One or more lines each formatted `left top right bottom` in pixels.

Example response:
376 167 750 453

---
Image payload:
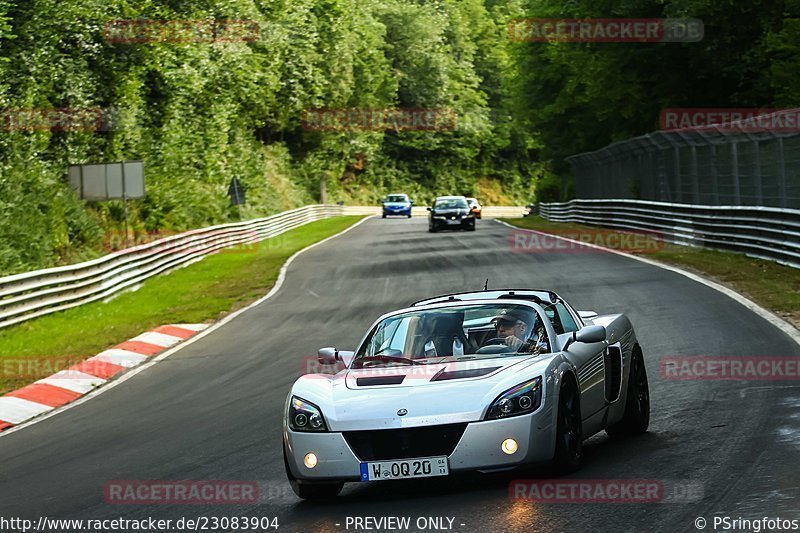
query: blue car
382 193 413 218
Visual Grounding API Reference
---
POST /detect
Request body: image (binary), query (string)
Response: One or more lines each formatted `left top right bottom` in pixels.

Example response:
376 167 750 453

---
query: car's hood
291 355 557 431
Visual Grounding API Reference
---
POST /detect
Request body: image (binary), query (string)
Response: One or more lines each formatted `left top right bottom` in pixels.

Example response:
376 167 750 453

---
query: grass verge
0 216 364 394
501 216 800 330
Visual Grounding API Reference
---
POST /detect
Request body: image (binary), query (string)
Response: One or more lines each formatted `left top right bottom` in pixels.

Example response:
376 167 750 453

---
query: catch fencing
566 109 800 209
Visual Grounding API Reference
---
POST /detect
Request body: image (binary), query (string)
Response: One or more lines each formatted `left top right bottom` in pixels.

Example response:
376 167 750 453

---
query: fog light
303 453 318 469
501 438 518 455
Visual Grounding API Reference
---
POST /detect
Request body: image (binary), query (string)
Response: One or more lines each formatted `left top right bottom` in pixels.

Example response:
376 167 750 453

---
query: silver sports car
283 289 650 499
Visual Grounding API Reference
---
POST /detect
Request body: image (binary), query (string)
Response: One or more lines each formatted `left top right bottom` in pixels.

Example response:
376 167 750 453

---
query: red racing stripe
0 421 13 431
70 360 125 379
153 325 197 339
6 383 82 408
113 340 164 356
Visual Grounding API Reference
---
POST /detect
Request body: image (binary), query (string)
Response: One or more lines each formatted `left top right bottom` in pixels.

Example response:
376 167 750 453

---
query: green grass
502 216 800 328
0 216 364 394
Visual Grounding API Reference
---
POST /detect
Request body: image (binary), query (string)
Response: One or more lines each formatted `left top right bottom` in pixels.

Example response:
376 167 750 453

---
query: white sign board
68 161 145 200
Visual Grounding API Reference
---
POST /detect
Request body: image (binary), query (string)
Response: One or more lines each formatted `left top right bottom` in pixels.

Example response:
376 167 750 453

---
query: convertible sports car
283 289 650 499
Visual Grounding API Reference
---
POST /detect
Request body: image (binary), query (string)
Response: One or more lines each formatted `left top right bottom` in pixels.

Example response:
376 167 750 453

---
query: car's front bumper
430 217 475 229
284 403 556 482
383 208 411 216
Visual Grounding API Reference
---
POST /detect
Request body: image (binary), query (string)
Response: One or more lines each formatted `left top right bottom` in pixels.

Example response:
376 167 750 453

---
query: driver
484 309 550 353
485 309 530 350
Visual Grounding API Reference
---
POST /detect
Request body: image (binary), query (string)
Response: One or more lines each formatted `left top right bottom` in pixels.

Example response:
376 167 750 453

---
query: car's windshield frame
352 300 558 367
386 194 409 203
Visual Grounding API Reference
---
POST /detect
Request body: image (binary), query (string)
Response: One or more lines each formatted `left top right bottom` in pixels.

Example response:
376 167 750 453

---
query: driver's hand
504 335 523 349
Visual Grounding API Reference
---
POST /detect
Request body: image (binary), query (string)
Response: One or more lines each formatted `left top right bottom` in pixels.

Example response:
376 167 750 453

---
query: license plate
446 219 460 225
360 456 449 481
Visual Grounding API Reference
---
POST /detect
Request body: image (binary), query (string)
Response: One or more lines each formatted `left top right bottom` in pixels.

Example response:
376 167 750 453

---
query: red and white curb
0 324 208 432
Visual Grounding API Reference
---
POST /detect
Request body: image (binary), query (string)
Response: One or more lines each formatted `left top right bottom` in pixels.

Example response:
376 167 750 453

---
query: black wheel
284 446 344 500
429 224 438 233
382 213 387 219
553 376 583 473
466 224 476 231
606 346 650 437
407 214 412 218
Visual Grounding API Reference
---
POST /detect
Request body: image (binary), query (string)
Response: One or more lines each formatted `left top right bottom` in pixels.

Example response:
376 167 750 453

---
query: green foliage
0 0 794 274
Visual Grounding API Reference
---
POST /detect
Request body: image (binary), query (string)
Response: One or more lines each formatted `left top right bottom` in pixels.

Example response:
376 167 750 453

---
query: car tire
429 225 438 233
407 213 412 218
284 446 344 500
382 213 387 219
606 346 650 438
466 223 476 231
552 375 583 473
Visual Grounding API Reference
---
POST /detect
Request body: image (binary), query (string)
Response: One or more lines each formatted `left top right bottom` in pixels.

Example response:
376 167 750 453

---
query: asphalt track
1 216 799 533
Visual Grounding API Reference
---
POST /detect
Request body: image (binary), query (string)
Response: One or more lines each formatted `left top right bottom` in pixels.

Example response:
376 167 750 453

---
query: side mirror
318 347 338 365
410 200 414 205
426 207 432 212
317 347 355 367
563 325 606 351
576 325 606 343
578 310 598 320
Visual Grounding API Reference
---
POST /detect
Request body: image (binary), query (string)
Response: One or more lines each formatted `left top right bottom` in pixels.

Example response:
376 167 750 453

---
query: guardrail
0 203 528 330
538 199 800 269
0 204 343 330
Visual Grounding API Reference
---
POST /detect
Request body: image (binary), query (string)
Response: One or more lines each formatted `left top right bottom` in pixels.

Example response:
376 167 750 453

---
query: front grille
343 423 468 461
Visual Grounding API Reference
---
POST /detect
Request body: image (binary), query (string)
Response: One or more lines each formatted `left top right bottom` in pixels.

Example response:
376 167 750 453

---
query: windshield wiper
354 355 422 366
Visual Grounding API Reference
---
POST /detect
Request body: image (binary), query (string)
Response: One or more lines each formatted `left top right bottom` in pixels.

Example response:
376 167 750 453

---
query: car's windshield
386 195 408 202
354 303 551 368
434 198 468 209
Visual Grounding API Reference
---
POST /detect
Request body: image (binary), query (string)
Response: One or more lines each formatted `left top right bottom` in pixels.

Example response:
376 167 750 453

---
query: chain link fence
566 109 800 208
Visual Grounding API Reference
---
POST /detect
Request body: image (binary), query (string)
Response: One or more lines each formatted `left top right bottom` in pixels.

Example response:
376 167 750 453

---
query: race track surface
1 217 798 532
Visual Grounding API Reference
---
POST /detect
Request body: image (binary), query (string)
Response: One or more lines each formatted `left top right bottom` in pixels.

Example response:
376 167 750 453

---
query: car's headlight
486 377 543 420
289 396 328 432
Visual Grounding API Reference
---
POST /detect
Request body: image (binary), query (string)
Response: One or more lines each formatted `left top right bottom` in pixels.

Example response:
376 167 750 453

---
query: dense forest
0 0 797 274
